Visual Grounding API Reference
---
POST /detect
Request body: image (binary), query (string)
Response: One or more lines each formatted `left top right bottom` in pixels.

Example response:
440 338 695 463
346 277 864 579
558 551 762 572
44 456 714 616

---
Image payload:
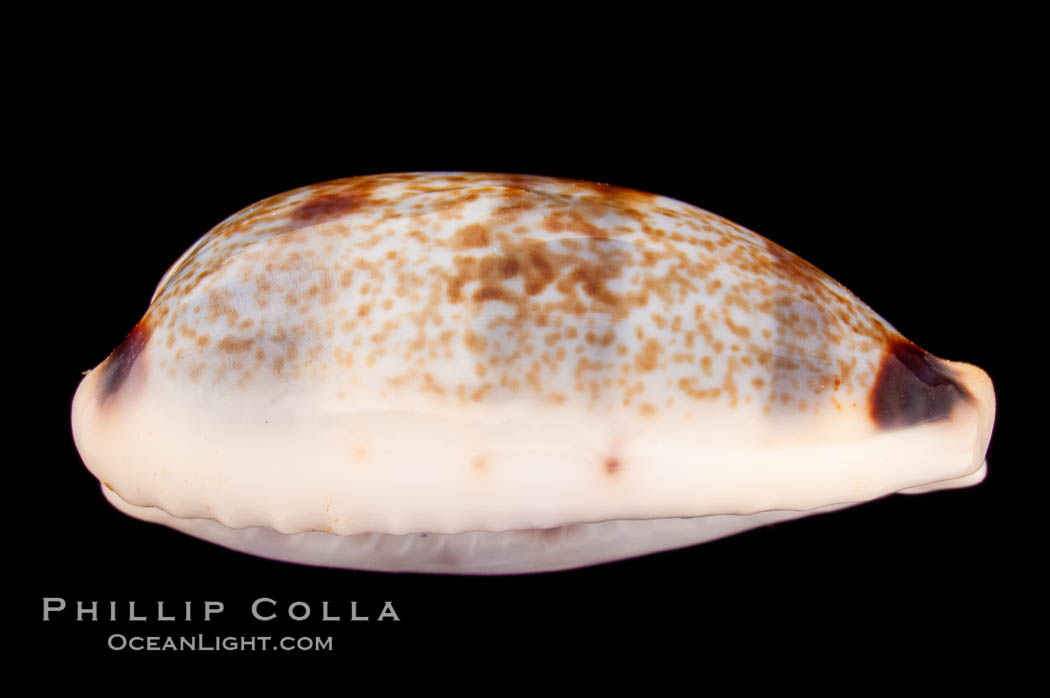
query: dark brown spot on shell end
98 321 151 404
870 338 971 430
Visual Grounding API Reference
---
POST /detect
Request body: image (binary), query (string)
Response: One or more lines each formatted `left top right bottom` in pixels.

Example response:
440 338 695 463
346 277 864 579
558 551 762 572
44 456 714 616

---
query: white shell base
103 484 854 574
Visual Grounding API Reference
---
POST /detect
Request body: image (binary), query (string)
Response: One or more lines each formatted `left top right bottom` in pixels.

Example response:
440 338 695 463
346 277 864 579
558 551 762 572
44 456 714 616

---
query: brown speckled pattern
134 172 898 421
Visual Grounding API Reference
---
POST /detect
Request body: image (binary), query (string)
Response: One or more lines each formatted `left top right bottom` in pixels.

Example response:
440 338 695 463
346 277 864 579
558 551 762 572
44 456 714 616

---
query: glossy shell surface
70 172 995 573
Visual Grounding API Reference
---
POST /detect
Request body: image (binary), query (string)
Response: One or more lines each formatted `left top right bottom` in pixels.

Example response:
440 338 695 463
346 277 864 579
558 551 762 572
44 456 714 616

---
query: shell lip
99 477 868 538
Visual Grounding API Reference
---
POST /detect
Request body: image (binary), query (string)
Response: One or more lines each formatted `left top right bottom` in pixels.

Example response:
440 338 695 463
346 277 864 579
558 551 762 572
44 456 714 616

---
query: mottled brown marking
290 194 367 228
679 377 720 400
542 210 608 239
422 373 445 395
635 338 662 372
217 337 252 353
464 330 489 353
206 290 239 327
604 456 620 475
474 286 513 303
450 223 492 249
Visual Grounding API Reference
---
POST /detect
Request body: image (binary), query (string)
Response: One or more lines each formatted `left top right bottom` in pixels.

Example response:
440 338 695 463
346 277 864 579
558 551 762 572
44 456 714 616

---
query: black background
20 42 1030 673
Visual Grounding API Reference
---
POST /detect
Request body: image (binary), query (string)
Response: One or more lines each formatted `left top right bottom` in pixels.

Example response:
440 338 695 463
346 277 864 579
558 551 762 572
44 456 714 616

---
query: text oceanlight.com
107 634 334 652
